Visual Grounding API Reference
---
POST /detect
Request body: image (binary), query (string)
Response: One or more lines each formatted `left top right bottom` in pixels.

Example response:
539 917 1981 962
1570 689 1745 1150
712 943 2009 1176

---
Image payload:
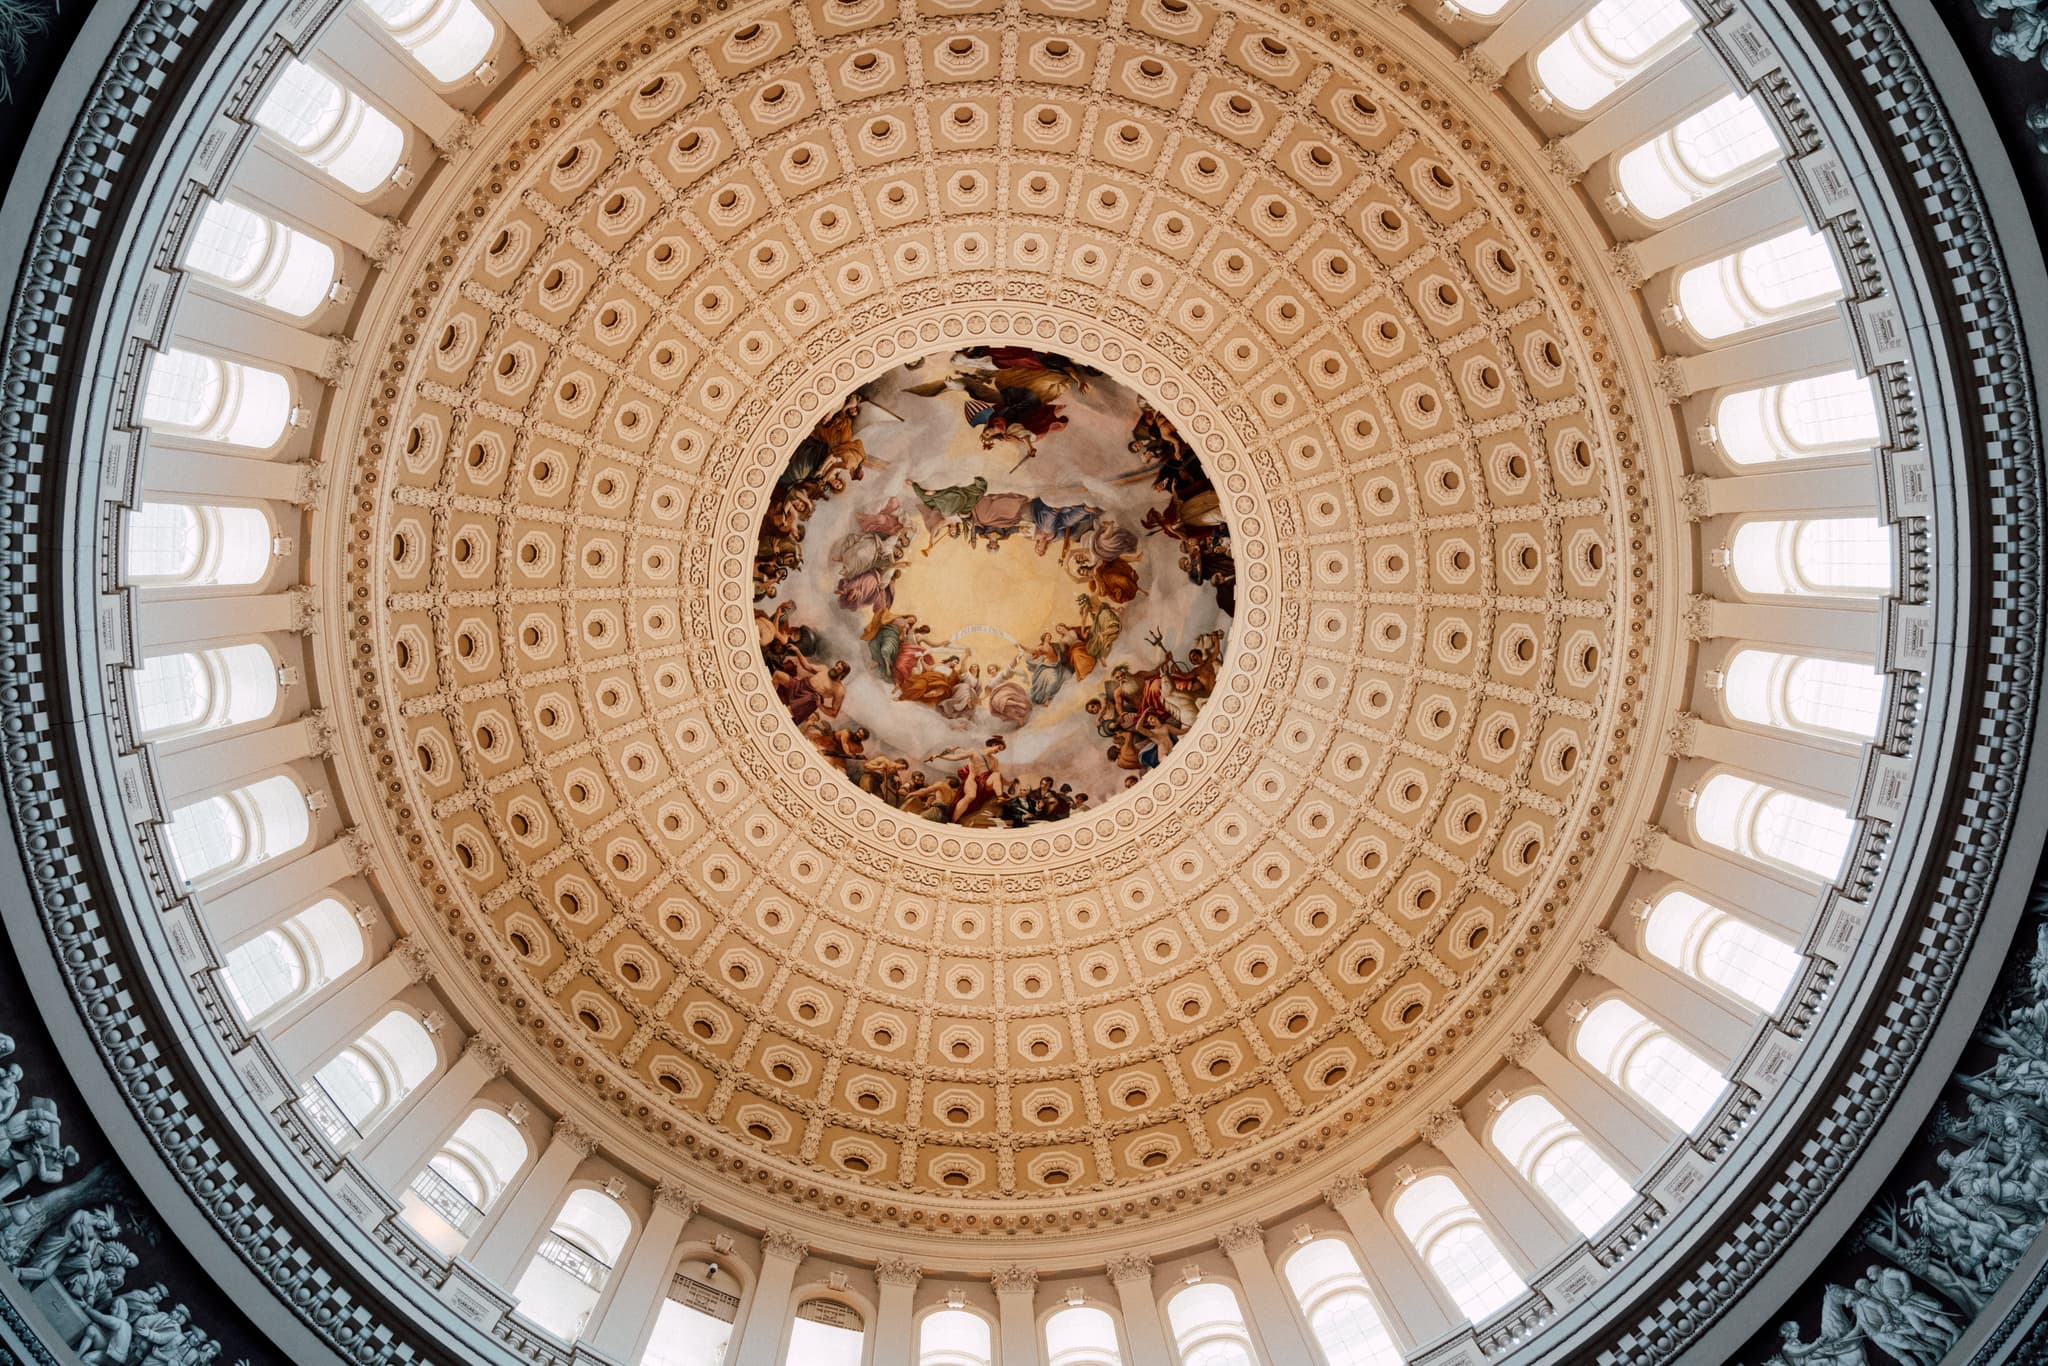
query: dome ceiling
338 0 1659 1228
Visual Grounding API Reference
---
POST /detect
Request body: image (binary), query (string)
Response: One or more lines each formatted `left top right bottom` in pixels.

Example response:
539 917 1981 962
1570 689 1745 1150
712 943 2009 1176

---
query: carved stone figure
1765 1286 1867 1366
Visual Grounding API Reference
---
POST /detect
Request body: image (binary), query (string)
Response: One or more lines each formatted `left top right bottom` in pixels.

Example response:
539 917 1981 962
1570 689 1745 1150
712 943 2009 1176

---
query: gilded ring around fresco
753 349 1236 828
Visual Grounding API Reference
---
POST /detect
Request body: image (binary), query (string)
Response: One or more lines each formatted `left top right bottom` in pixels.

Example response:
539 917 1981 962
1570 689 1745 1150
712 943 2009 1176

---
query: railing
408 1163 486 1233
533 1233 612 1290
297 1081 363 1150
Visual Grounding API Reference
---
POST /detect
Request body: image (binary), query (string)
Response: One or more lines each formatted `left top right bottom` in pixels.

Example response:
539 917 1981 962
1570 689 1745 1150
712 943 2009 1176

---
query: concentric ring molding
333 0 1658 1227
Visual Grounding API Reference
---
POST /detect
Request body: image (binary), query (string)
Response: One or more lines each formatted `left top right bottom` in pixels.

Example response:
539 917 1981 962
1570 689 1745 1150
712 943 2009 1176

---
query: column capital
1575 929 1619 973
1320 1173 1368 1209
391 935 434 984
462 1034 508 1077
339 827 375 875
991 1265 1038 1296
761 1228 810 1265
1503 1025 1546 1067
654 1179 698 1220
1215 1222 1265 1256
876 1257 923 1288
1417 1104 1464 1147
550 1115 600 1156
1105 1253 1153 1286
1628 823 1670 866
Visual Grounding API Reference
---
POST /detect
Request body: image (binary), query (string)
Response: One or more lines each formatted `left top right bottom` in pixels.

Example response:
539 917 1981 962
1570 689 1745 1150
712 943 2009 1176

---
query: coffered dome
334 0 1657 1225
3 0 2046 1362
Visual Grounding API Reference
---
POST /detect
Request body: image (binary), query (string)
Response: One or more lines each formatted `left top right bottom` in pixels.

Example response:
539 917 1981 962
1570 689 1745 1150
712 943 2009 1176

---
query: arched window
1574 998 1728 1131
1641 890 1802 1011
132 642 279 740
641 1260 741 1366
1390 1176 1527 1323
163 773 310 887
358 0 496 81
139 349 295 449
221 896 365 1023
1675 228 1845 340
1280 1240 1400 1366
1714 370 1881 465
513 1188 635 1341
919 1307 994 1366
1614 94 1781 221
1693 771 1856 882
1045 1304 1123 1366
1722 648 1885 741
1532 0 1697 113
180 198 337 318
1166 1284 1258 1366
1729 518 1893 599
253 59 406 194
124 502 275 587
1488 1095 1637 1236
304 1008 436 1147
403 1107 529 1251
783 1299 867 1366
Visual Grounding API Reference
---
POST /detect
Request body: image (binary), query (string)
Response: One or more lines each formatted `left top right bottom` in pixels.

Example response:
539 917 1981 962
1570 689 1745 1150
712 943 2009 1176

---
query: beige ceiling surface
336 0 1659 1232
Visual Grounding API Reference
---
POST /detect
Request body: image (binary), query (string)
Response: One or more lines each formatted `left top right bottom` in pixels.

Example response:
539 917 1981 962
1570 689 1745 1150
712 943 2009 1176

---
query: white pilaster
1108 1255 1171 1364
155 715 320 802
1508 1030 1673 1178
1324 1177 1459 1350
1217 1224 1317 1366
356 1034 506 1190
1420 1109 1577 1275
200 833 361 944
268 938 430 1075
871 1260 921 1366
467 1118 597 1282
730 1232 807 1366
588 1183 700 1360
995 1267 1043 1366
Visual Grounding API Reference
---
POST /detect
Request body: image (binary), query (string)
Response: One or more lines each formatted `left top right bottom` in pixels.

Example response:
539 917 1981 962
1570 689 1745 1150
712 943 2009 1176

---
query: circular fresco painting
753 348 1236 827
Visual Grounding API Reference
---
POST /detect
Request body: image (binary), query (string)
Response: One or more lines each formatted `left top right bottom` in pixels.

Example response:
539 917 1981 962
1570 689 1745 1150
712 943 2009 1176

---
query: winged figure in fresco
902 348 1095 469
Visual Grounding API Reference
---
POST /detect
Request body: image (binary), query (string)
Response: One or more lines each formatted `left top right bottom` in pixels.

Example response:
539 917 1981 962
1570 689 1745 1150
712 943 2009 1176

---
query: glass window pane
134 651 210 737
164 794 246 884
642 1298 736 1366
255 60 347 150
183 198 271 288
1616 94 1780 220
920 1308 993 1366
1534 0 1697 112
1678 230 1843 339
1623 1035 1727 1130
141 350 225 432
126 502 204 581
1530 1136 1636 1235
222 929 305 1021
784 1315 864 1366
1045 1305 1122 1366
